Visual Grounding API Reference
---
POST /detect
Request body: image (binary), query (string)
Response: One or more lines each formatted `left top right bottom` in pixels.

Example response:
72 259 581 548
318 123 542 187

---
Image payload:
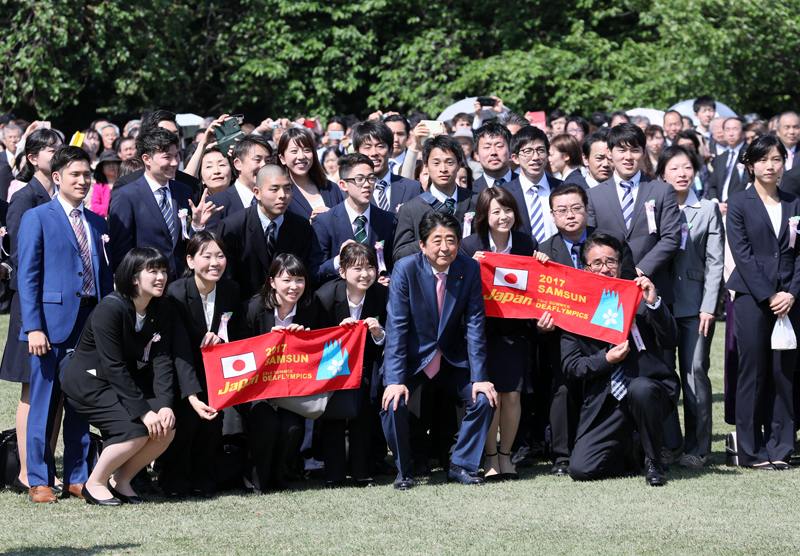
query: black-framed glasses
518 147 548 158
552 204 585 216
342 175 377 186
587 258 619 271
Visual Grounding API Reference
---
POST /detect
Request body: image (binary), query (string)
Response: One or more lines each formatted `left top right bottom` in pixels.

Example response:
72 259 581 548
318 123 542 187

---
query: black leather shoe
751 462 776 471
355 478 377 488
447 465 484 485
393 474 414 490
51 484 63 495
551 462 570 476
108 483 145 504
644 459 667 487
11 477 29 494
772 461 792 470
81 485 121 506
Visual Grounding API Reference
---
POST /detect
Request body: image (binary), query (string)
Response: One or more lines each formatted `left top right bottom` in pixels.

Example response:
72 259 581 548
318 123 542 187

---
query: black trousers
569 377 673 481
157 394 222 495
321 384 372 482
549 362 582 464
734 293 798 466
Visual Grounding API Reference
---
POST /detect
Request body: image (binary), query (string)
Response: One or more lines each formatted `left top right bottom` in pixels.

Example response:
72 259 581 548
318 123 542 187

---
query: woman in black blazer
314 243 387 488
278 128 344 222
61 248 176 505
157 231 241 498
240 253 317 492
459 187 553 480
726 135 800 470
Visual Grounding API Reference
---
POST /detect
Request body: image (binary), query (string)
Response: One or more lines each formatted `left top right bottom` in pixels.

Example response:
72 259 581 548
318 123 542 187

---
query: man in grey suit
657 145 724 468
586 123 682 305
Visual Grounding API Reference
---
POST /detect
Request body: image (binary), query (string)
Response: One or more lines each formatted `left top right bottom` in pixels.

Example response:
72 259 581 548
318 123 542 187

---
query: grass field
1 314 800 555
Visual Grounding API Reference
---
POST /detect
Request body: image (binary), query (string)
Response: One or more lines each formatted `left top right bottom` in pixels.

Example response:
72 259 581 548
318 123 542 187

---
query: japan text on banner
480 253 642 344
202 324 367 411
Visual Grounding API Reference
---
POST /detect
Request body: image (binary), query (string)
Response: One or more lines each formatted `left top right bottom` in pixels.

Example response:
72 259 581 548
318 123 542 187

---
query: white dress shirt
274 304 298 328
390 151 406 175
613 170 643 207
519 172 556 240
429 185 456 207
233 180 255 208
347 293 385 345
484 168 514 188
488 232 513 254
56 194 93 255
199 285 216 332
721 142 745 203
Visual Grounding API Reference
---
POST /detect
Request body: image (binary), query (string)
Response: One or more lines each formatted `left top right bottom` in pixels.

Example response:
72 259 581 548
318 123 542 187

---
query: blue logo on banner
590 290 624 333
316 339 350 380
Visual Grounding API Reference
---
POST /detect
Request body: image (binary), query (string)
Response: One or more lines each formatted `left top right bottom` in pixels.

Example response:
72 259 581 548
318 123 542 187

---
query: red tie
424 273 447 378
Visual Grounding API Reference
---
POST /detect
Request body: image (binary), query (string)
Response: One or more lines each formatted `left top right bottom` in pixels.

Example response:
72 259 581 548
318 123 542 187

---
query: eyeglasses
518 147 548 158
587 258 619 271
552 204 585 216
342 175 377 186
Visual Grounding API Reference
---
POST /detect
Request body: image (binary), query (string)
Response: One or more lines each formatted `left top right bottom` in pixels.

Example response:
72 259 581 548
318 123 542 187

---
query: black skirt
68 397 163 446
0 292 32 384
486 333 530 393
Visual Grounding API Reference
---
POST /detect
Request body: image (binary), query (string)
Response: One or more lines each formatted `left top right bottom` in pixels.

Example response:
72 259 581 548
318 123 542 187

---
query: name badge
644 200 657 234
680 223 692 250
630 322 646 352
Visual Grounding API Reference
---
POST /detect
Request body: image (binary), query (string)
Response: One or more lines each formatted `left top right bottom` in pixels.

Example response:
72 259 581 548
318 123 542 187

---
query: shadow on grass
0 543 139 555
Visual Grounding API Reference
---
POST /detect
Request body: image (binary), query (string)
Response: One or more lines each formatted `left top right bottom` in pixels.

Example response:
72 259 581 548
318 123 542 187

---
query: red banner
202 324 367 411
480 253 642 344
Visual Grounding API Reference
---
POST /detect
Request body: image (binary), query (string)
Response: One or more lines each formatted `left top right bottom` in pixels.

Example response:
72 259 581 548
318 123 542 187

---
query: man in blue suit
107 127 219 278
309 153 396 285
381 210 497 489
18 147 114 503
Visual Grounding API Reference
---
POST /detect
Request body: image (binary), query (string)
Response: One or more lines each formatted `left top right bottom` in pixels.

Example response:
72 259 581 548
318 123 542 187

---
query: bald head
256 164 289 188
778 112 800 150
254 164 292 219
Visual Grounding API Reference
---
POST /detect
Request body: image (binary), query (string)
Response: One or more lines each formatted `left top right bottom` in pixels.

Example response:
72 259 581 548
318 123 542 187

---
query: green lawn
2 314 800 555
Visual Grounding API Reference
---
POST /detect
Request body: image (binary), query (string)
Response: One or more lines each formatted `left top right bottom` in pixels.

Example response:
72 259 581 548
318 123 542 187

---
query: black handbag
0 428 20 488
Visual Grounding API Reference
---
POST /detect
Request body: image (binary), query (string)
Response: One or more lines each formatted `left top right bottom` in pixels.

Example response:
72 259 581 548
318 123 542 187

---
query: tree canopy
1 0 798 129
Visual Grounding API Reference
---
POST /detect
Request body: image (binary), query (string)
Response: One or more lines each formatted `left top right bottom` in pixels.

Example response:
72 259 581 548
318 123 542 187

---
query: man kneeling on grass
561 232 680 487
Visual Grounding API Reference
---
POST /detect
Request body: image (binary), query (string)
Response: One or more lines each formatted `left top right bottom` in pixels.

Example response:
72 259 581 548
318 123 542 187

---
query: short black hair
474 121 512 150
115 247 170 301
607 123 646 151
609 110 630 124
676 130 700 153
326 116 346 129
383 114 410 135
549 109 568 122
452 112 471 126
136 127 180 159
590 111 609 128
183 231 228 278
0 113 16 127
337 153 374 179
500 112 530 130
141 109 178 135
510 125 549 155
582 128 609 158
693 95 716 113
418 210 462 244
655 145 700 179
567 116 590 135
352 120 393 151
421 134 463 166
51 146 92 175
339 242 378 271
663 109 683 122
580 232 623 268
549 183 588 210
231 134 272 163
723 117 743 129
739 133 787 168
258 253 312 309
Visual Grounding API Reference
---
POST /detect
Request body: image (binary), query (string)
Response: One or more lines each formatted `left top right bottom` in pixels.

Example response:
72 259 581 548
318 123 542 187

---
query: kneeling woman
241 253 316 492
314 243 387 487
62 248 176 505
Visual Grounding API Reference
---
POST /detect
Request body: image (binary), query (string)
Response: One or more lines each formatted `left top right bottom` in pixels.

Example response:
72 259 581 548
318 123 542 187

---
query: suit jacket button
775 253 779 258
76 292 81 297
78 272 83 277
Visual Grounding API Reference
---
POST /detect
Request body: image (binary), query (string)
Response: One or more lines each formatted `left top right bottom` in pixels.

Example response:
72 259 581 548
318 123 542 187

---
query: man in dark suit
205 135 272 233
18 147 114 502
780 163 800 196
309 153 396 285
218 164 313 300
578 129 613 189
393 135 478 262
353 120 422 214
381 211 497 489
471 122 518 193
586 123 682 305
0 124 22 200
107 128 220 279
706 117 748 216
538 184 636 476
562 233 680 486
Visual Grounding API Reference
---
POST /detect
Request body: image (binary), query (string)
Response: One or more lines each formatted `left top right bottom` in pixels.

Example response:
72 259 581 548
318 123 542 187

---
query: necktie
494 177 506 187
389 160 398 175
250 196 258 207
788 149 795 171
528 186 546 243
610 365 627 400
70 209 95 296
265 221 277 262
424 273 447 379
620 181 634 230
571 242 583 270
721 149 737 201
443 198 456 215
158 186 176 243
376 180 390 211
354 215 368 244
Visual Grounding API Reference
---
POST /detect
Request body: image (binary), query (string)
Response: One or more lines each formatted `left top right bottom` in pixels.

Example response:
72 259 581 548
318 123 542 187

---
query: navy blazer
17 197 114 343
114 168 202 200
471 171 519 193
382 251 488 386
369 175 423 214
726 187 800 302
706 149 749 202
0 154 13 201
562 170 590 191
586 174 682 304
309 201 397 285
107 174 195 277
538 226 637 280
503 175 564 238
286 180 344 221
780 165 800 198
7 177 51 291
204 186 246 233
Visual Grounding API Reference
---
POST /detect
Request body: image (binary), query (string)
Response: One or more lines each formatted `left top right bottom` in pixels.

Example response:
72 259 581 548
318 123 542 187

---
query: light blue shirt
561 230 587 269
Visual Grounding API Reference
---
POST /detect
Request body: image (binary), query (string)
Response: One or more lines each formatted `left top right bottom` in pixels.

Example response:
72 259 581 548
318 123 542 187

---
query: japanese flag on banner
493 267 529 291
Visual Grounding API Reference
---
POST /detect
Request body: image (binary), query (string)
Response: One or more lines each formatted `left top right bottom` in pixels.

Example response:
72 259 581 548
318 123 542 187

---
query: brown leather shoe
28 485 58 503
62 483 85 499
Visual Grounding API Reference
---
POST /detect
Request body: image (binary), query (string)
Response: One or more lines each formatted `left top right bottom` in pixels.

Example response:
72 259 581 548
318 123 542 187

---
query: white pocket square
87 369 97 376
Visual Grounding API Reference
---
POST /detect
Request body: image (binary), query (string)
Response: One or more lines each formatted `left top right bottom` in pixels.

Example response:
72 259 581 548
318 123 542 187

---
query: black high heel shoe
81 485 121 506
108 482 146 504
11 477 29 494
499 451 519 481
483 452 503 482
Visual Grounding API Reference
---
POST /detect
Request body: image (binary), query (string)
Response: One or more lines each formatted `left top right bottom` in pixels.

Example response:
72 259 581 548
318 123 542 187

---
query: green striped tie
354 215 368 244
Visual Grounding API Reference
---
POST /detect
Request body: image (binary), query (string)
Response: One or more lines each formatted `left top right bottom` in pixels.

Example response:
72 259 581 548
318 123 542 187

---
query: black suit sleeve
392 203 420 262
148 302 176 411
167 292 204 399
561 333 614 382
642 300 680 351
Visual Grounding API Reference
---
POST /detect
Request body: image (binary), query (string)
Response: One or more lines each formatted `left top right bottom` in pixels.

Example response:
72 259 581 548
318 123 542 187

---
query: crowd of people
0 94 799 506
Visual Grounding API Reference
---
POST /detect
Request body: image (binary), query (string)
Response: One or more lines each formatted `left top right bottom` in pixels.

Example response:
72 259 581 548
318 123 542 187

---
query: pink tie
423 273 447 378
788 150 795 171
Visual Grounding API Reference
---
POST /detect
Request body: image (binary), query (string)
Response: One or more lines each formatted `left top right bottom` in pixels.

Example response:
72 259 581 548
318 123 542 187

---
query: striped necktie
376 180 390 211
494 177 506 187
443 198 456 214
620 181 634 230
571 243 583 269
610 365 627 400
158 186 176 243
250 196 258 207
265 221 277 263
354 215 368 243
528 185 545 243
70 209 95 296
